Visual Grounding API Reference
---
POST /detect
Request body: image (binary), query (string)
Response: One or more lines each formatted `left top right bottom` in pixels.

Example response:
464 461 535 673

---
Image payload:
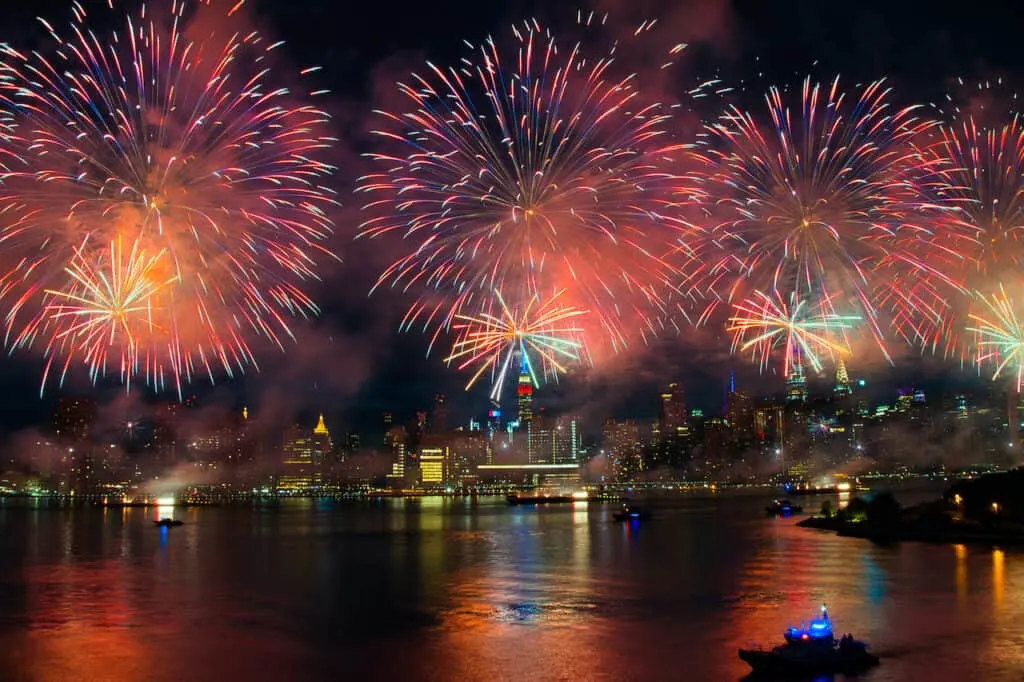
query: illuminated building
280 424 316 493
486 402 502 439
312 413 332 456
528 412 579 464
693 416 729 476
786 358 807 403
726 389 754 442
419 445 446 487
447 430 489 485
602 418 643 482
834 359 852 397
516 355 533 424
659 383 688 439
654 383 690 474
754 402 785 446
385 425 408 485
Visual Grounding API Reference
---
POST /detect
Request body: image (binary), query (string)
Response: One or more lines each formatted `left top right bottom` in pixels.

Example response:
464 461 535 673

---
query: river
0 488 1021 681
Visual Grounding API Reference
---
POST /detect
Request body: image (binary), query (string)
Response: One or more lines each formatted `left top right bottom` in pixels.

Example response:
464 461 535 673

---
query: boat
738 605 879 676
612 503 651 521
506 492 575 506
153 518 184 527
765 499 802 516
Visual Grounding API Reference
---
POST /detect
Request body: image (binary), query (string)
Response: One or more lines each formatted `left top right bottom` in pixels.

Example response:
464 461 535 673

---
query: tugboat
738 605 879 676
612 503 651 521
153 518 184 527
765 499 802 516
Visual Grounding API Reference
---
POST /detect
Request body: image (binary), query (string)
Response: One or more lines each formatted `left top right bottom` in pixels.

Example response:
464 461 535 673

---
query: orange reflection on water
24 559 151 680
954 544 967 601
992 549 1004 610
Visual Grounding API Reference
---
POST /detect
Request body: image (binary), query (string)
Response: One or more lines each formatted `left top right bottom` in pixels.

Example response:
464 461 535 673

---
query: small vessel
765 499 802 516
738 605 879 676
612 503 651 521
153 518 184 527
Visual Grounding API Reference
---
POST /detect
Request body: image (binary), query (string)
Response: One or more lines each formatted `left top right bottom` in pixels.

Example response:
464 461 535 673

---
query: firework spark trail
910 114 1024 357
694 76 944 359
727 289 861 377
42 234 178 392
445 288 587 402
0 0 338 397
357 13 704 356
967 285 1024 392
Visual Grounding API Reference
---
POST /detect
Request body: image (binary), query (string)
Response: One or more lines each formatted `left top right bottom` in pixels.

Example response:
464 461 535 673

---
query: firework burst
445 288 587 401
695 76 942 358
728 289 861 377
910 113 1024 355
358 14 701 354
967 285 1024 392
42 234 179 391
0 0 338 397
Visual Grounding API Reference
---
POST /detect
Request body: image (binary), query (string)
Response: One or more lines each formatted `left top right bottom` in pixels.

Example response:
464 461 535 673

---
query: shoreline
797 515 1024 546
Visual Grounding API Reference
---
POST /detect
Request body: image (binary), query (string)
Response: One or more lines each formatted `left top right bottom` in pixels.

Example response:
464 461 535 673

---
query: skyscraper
516 355 534 425
602 418 643 482
418 439 447 487
280 424 315 493
385 425 408 485
726 389 754 443
311 413 332 465
834 359 852 397
658 383 687 439
527 411 578 464
786 359 808 403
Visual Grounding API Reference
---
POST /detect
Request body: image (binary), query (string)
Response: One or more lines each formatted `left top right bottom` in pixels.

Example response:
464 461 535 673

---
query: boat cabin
783 605 834 645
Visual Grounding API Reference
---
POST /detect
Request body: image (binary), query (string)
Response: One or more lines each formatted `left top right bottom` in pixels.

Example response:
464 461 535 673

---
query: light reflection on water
0 491 1021 681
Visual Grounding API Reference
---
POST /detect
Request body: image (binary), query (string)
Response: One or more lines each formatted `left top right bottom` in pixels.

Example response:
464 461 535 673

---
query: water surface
0 492 1021 681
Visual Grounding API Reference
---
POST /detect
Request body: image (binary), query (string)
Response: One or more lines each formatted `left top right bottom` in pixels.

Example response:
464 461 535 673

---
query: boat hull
738 648 879 675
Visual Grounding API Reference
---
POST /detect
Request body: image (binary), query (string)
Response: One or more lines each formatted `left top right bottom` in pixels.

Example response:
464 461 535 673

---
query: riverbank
798 512 1024 546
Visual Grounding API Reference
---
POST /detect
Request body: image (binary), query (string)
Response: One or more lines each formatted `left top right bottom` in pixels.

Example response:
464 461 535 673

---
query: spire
834 359 852 397
313 413 329 435
785 351 807 403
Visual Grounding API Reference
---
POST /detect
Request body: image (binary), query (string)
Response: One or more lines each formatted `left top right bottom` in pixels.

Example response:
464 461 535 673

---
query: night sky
0 0 1019 439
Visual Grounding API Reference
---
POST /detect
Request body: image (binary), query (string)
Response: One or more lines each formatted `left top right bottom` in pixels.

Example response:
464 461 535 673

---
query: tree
866 492 901 526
